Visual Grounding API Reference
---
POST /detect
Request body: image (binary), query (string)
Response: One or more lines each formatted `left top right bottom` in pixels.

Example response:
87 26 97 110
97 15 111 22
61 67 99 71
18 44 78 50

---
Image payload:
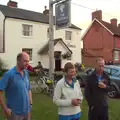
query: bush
0 58 7 76
29 72 36 76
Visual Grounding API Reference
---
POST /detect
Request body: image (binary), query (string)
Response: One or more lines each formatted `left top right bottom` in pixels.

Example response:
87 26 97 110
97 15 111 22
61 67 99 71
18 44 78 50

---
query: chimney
92 10 102 21
7 0 18 8
110 18 117 26
43 6 49 15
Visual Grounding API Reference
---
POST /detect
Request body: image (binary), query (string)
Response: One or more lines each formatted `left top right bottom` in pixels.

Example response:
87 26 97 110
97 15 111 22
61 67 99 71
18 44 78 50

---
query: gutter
2 17 6 53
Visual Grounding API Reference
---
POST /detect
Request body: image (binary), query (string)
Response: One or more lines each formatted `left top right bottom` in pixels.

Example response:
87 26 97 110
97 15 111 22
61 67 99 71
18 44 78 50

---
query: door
54 51 61 71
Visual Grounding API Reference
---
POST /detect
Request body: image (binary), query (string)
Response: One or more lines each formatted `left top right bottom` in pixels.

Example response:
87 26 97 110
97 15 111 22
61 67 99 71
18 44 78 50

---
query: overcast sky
1 0 120 33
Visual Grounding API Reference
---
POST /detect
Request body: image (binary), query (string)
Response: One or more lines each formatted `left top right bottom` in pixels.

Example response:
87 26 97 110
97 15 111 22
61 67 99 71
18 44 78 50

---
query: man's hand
71 99 81 106
98 82 106 88
3 108 12 118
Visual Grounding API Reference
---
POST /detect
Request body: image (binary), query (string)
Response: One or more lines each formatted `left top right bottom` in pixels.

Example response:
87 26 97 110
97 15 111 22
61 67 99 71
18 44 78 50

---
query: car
76 68 94 87
104 65 120 98
77 65 120 98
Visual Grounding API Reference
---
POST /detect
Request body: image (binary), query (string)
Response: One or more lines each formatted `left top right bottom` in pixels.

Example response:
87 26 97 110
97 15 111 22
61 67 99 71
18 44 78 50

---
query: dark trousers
88 106 108 120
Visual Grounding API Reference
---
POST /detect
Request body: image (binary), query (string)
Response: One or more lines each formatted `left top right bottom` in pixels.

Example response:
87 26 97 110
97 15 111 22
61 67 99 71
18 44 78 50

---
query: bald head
17 52 30 70
17 52 29 61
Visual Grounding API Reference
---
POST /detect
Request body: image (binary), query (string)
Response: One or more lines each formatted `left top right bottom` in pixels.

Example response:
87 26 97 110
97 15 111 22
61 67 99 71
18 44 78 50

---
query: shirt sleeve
0 72 10 91
77 81 83 102
53 82 72 107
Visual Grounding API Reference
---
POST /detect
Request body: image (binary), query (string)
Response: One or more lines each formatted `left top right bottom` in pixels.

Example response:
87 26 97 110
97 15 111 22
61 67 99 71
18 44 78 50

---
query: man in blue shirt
0 52 32 120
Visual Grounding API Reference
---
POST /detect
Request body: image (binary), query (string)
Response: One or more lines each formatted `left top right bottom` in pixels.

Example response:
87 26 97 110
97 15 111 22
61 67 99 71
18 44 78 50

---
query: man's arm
84 75 93 106
0 72 9 109
77 81 83 102
26 70 32 105
101 73 111 91
0 72 12 117
28 90 32 105
53 82 72 107
28 81 32 105
0 91 8 111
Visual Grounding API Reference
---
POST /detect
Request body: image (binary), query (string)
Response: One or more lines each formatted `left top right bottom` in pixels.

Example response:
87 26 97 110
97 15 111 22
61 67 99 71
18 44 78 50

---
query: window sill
22 36 33 39
29 61 33 64
114 60 119 61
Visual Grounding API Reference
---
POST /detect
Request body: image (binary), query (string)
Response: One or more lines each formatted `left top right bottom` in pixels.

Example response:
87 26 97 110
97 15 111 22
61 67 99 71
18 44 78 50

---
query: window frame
111 69 119 75
104 67 111 75
65 31 72 40
22 24 33 37
114 51 119 61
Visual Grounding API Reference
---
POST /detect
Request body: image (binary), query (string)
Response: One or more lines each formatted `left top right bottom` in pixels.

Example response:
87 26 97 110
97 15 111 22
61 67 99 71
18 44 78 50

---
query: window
65 31 72 40
22 24 33 36
22 48 32 61
117 74 120 78
114 51 119 61
104 68 111 74
111 69 118 75
47 28 49 38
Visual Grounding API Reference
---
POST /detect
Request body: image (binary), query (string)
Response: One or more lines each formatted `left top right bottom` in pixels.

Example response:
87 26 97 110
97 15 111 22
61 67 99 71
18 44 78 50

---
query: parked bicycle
31 69 56 97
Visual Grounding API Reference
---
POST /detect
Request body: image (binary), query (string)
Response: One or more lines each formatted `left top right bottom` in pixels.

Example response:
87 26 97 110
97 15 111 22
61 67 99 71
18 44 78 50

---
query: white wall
55 28 82 64
0 17 82 69
0 18 50 68
41 41 70 69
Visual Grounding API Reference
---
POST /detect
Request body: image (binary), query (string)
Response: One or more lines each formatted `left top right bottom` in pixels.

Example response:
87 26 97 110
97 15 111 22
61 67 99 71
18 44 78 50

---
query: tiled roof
81 18 120 40
0 4 81 30
101 21 120 36
38 38 73 54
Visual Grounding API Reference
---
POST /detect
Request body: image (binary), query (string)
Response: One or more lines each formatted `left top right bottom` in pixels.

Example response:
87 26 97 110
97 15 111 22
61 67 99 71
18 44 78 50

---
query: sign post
49 0 54 80
48 0 71 80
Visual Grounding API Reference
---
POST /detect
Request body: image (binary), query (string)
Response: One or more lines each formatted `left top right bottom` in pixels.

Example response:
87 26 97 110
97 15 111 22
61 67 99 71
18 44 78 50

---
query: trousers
88 106 108 120
8 113 29 120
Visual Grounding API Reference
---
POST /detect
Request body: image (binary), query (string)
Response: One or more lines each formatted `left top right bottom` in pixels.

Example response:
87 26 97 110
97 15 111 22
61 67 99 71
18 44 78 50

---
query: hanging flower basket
62 52 71 59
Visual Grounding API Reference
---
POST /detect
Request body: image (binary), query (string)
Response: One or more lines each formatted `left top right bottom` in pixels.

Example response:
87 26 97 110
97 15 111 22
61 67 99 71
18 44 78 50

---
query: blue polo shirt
0 67 31 115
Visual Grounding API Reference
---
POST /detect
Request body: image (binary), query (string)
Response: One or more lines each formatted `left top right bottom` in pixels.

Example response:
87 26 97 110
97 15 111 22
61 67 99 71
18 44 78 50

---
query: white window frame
65 31 72 40
22 24 33 37
22 48 33 61
114 51 119 61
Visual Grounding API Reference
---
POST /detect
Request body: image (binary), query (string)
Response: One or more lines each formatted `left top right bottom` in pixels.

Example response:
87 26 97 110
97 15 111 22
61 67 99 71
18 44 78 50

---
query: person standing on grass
0 52 32 120
84 58 111 120
53 62 83 120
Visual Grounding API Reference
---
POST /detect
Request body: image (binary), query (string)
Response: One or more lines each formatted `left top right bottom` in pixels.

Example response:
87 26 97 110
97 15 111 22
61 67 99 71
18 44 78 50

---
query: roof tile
0 4 81 30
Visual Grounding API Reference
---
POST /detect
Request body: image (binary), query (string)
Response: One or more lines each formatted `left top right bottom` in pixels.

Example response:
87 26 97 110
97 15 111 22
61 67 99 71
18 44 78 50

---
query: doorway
54 51 61 71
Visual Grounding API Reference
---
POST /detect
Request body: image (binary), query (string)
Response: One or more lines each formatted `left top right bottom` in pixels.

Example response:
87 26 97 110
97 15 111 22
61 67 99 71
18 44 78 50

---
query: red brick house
82 10 120 66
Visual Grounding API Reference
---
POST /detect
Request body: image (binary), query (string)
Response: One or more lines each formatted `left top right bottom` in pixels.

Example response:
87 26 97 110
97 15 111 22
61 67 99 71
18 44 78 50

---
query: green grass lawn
0 93 120 120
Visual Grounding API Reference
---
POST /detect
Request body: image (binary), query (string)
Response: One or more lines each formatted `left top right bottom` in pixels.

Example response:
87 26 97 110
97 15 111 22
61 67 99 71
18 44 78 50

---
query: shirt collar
93 69 105 77
14 66 26 74
64 76 77 88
